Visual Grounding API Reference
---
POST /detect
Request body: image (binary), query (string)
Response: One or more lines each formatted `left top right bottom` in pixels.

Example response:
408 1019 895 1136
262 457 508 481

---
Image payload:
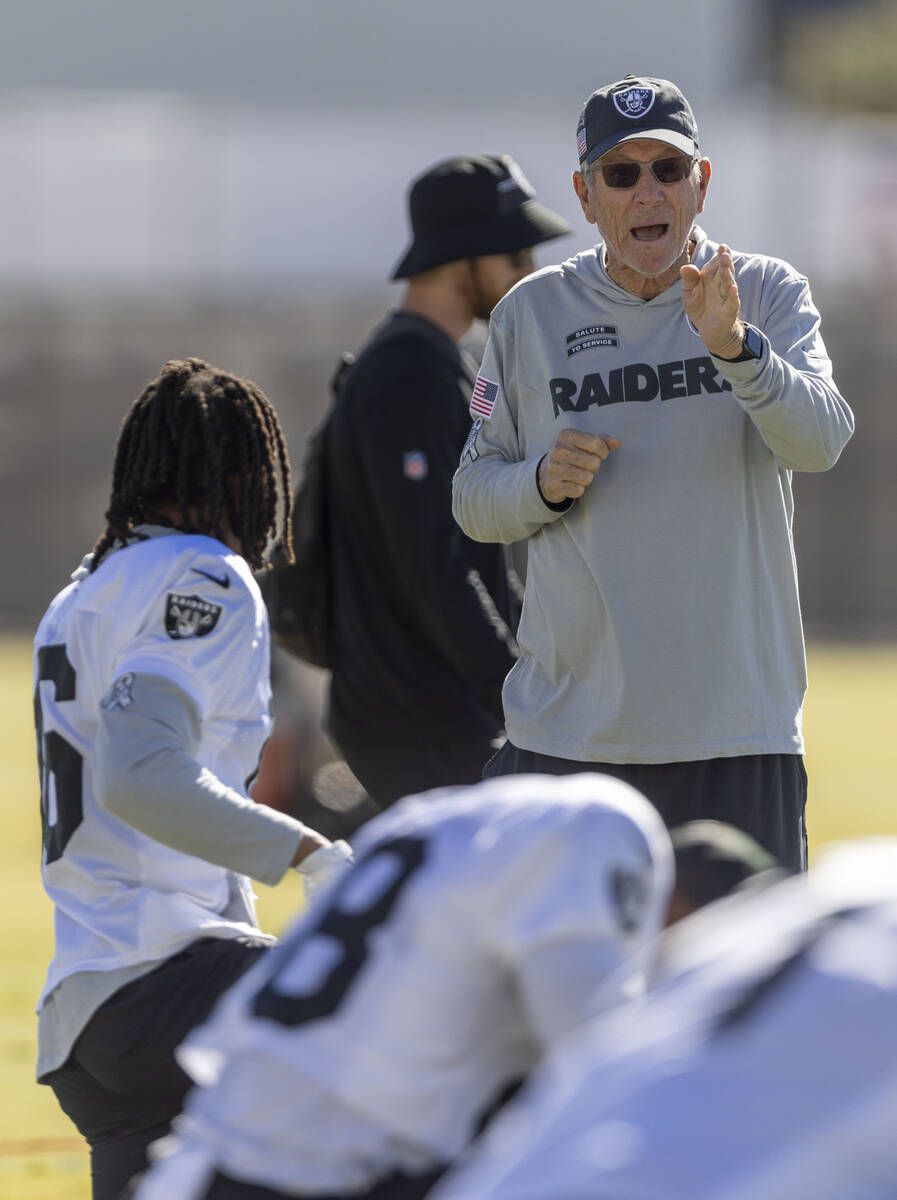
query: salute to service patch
165 593 223 639
566 325 618 357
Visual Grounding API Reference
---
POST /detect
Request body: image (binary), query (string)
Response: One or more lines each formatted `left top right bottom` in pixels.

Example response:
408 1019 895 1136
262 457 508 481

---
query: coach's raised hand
680 244 745 360
538 427 621 504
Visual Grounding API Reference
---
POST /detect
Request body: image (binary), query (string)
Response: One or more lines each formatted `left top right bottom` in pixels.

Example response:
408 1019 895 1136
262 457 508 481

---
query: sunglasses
594 156 696 190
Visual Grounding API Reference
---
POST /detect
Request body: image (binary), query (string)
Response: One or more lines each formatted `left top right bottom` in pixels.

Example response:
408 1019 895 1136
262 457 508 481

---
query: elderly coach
452 75 854 870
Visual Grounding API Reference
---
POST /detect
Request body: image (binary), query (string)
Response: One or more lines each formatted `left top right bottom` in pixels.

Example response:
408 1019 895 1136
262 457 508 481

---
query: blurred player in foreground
430 839 897 1200
132 772 673 1200
33 358 352 1200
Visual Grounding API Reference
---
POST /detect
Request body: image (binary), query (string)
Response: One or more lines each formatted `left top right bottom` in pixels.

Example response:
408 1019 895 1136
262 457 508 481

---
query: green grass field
2 632 895 1199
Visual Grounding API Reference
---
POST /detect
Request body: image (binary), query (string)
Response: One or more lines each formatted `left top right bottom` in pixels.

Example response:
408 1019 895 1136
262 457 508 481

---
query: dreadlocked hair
90 357 294 573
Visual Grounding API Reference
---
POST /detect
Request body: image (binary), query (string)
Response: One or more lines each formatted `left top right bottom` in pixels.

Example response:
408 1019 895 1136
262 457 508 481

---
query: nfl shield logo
613 86 655 118
403 450 428 481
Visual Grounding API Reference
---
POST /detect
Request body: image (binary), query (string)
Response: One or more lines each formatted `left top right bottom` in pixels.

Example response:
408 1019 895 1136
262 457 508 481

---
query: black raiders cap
576 75 700 168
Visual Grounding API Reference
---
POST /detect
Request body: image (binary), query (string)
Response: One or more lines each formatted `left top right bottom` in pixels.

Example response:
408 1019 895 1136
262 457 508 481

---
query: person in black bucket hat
392 154 572 279
312 154 571 812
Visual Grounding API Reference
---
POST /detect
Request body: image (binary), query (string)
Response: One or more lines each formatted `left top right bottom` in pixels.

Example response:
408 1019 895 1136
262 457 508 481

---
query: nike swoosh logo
191 568 230 589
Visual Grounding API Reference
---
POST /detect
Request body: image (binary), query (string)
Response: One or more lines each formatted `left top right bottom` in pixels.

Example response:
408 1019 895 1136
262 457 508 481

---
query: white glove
296 838 354 903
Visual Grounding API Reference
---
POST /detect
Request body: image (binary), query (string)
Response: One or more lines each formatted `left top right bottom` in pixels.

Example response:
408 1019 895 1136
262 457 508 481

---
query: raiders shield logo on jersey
165 593 223 639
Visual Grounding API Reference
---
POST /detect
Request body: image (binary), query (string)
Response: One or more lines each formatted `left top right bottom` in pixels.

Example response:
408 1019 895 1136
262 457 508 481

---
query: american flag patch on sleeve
470 375 499 418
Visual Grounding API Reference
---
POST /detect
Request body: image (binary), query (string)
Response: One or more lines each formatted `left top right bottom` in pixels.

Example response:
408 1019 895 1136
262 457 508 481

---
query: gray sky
0 0 758 108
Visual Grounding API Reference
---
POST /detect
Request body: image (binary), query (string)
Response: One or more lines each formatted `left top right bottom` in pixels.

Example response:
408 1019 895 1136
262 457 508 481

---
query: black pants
338 731 498 810
484 744 808 872
45 935 270 1200
198 1167 444 1200
199 1166 446 1195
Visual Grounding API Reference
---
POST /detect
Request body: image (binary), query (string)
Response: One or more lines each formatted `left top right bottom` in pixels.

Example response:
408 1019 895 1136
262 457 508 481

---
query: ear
572 170 595 224
695 157 711 216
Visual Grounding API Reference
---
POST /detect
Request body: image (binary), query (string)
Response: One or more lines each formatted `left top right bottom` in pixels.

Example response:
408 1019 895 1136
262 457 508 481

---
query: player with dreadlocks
90 357 294 573
33 359 352 1200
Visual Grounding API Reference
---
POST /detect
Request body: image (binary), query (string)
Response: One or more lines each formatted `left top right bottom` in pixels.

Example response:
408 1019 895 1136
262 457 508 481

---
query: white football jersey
135 773 673 1198
430 839 897 1200
35 530 273 1006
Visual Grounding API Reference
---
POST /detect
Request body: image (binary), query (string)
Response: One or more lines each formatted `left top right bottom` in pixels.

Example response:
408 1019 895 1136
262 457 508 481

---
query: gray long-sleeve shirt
453 226 854 764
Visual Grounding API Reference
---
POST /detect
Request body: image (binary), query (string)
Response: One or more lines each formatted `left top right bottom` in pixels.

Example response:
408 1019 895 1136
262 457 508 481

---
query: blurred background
0 0 894 639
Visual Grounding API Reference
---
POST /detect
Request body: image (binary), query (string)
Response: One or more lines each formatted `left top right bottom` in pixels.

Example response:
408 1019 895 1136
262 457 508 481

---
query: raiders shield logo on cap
613 86 656 118
165 593 223 639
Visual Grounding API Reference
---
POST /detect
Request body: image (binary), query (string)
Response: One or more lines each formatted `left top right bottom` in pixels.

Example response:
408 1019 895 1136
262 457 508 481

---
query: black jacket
326 311 519 751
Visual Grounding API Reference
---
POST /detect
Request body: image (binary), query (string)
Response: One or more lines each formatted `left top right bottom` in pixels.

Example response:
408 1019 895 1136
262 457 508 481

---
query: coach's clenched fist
537 428 621 504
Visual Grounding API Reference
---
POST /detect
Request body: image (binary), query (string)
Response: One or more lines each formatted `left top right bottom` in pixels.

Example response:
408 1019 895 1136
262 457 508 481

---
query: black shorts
46 935 270 1200
483 744 808 872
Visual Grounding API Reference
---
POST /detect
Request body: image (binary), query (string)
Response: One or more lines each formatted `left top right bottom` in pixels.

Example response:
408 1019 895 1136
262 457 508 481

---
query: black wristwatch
718 323 764 363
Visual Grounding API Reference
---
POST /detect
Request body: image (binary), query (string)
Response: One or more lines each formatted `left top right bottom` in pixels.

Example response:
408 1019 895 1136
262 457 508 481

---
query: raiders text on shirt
550 355 733 416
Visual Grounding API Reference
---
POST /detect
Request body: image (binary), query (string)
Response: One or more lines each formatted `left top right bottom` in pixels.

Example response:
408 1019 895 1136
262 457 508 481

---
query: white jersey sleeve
35 531 276 1004
429 840 897 1200
93 672 303 885
141 773 672 1198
